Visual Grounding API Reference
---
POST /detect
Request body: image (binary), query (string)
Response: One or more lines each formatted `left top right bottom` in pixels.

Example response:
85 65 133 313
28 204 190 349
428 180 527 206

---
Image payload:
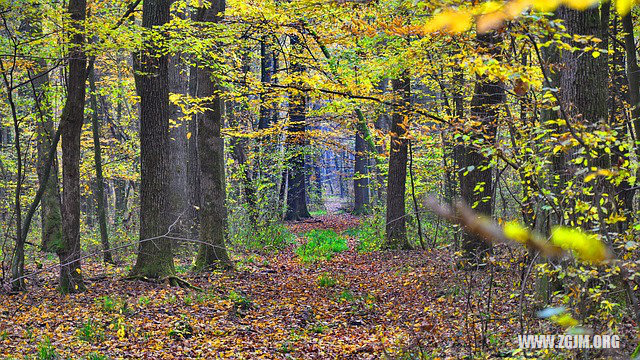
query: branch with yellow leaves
424 197 613 264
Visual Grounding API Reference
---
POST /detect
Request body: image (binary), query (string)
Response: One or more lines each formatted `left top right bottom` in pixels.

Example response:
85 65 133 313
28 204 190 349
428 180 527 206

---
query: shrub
341 216 385 253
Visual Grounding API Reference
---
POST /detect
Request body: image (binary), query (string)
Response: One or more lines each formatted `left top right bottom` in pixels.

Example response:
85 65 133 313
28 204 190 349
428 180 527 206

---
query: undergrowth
296 229 347 262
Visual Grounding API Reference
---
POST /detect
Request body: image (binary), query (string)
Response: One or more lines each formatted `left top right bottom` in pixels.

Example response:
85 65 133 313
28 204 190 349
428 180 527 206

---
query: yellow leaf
615 0 636 15
186 132 192 139
563 0 600 10
550 313 579 327
504 221 529 244
532 0 561 12
592 50 601 58
550 226 610 263
424 9 472 34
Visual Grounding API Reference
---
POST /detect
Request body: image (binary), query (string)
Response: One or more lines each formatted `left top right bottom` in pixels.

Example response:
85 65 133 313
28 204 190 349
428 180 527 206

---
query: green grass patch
296 229 348 262
309 209 327 217
37 337 57 360
317 273 337 287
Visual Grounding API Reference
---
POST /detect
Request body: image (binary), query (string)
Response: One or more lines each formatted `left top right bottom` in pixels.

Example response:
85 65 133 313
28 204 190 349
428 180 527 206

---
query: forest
1 0 640 358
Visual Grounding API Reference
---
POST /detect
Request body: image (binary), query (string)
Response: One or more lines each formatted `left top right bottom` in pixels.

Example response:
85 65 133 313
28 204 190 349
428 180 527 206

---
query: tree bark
458 31 503 264
558 6 609 229
385 73 411 250
259 37 274 130
187 62 201 238
131 0 175 279
58 0 88 293
353 124 370 214
193 1 232 270
167 19 189 238
284 33 311 221
89 70 114 264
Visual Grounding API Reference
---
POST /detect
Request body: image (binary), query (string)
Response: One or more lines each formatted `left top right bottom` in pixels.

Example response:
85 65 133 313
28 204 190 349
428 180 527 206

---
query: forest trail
0 213 531 359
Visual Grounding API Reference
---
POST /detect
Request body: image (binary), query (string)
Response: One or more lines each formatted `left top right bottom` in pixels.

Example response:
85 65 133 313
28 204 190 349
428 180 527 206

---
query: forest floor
0 212 635 359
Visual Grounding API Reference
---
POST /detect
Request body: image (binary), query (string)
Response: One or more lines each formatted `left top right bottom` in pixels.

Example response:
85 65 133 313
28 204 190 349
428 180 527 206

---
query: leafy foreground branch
424 198 613 264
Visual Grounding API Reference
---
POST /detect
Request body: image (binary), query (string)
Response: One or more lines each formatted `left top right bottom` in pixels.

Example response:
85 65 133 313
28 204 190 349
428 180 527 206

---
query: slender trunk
353 124 370 214
29 55 63 253
58 0 87 293
89 69 114 264
408 141 424 249
193 1 232 270
1 62 24 290
259 37 274 130
385 73 411 250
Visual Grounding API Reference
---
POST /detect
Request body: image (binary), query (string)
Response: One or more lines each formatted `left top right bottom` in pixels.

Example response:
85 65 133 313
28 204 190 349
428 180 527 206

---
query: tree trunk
385 73 411 250
131 0 175 279
193 1 232 270
167 25 189 238
89 69 114 264
187 62 201 238
558 6 609 229
284 33 311 221
58 0 88 293
259 37 274 130
620 12 640 226
458 31 503 264
353 125 370 214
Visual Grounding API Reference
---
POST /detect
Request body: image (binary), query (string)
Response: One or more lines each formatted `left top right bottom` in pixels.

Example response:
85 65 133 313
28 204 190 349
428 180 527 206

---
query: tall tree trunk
193 0 232 270
284 33 311 221
353 126 370 214
131 0 175 279
89 69 114 264
458 31 503 264
58 0 88 293
259 37 274 130
621 12 640 226
187 62 201 238
558 6 609 229
167 18 189 237
385 73 411 250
